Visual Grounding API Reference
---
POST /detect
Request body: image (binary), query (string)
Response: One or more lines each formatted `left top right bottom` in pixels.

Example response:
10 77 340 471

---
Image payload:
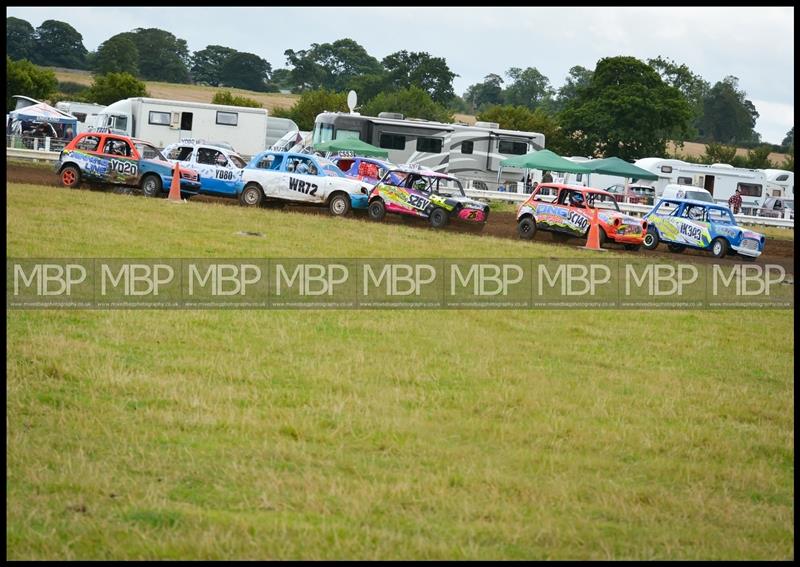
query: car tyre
141 175 163 198
429 207 449 228
518 216 537 240
60 165 81 189
643 227 660 250
711 237 729 258
368 199 386 222
328 193 351 217
239 184 263 207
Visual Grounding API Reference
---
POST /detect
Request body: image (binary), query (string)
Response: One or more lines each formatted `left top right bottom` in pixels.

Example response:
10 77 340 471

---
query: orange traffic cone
168 161 182 202
581 206 607 251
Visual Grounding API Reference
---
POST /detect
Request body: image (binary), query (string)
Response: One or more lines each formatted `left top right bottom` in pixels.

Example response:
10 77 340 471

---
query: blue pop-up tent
8 100 78 138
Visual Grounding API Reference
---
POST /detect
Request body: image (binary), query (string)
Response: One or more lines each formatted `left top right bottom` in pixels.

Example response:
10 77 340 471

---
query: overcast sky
7 6 794 144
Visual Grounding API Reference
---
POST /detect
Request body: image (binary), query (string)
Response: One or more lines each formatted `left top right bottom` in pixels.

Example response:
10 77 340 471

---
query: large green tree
7 57 58 111
284 39 383 92
696 76 759 144
125 28 190 83
271 89 348 131
781 127 793 150
559 56 692 160
502 67 554 111
361 86 453 123
82 72 149 105
552 65 593 113
382 50 457 105
219 52 272 92
6 17 36 61
463 73 505 112
33 19 88 69
648 56 709 138
191 45 238 86
91 35 139 76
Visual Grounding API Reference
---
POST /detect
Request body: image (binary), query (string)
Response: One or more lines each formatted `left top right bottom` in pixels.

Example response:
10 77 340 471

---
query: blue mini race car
642 197 766 259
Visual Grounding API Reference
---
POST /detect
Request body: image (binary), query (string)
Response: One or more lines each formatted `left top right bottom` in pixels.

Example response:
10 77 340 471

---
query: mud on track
9 163 794 275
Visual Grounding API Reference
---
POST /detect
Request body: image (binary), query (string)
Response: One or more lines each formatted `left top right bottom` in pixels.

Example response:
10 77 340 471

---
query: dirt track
9 163 795 275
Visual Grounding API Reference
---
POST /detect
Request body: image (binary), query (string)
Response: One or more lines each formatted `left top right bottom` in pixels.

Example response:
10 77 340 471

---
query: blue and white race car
643 197 766 259
162 141 247 197
240 151 371 215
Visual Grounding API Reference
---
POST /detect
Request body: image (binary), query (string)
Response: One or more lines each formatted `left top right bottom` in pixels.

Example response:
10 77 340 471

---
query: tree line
6 16 793 167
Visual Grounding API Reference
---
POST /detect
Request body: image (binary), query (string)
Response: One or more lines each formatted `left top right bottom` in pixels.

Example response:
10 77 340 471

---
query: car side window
103 139 131 156
681 205 705 221
75 136 101 151
197 148 225 166
168 146 193 161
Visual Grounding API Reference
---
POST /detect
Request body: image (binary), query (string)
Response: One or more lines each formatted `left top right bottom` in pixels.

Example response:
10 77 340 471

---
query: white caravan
55 101 106 134
92 97 298 158
312 111 545 188
633 158 769 215
759 168 794 198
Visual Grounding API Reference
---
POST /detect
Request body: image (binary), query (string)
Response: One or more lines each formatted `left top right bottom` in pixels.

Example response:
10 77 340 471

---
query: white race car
163 140 247 197
240 151 371 215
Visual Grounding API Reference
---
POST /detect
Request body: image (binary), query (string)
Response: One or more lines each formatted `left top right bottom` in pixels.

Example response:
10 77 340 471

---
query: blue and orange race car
56 132 200 197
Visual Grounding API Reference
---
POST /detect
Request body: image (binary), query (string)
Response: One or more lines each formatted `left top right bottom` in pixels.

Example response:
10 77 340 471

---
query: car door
284 156 323 204
670 204 711 247
195 146 242 197
100 136 139 186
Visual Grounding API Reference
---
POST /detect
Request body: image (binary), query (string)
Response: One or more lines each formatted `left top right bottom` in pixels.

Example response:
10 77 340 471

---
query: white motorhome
312 111 545 188
92 97 298 157
55 101 106 134
759 168 794 198
634 158 769 215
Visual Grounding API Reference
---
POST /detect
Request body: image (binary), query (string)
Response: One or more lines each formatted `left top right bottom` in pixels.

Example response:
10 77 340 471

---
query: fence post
33 138 38 151
44 137 51 152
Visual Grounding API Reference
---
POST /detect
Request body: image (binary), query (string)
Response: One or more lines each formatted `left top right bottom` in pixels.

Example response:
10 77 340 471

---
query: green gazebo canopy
499 149 591 174
313 137 389 158
580 156 659 181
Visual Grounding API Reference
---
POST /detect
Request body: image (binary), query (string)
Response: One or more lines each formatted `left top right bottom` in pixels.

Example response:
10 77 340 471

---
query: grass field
6 184 794 559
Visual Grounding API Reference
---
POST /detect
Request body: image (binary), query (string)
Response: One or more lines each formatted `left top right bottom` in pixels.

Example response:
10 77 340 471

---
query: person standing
542 170 553 183
728 187 743 214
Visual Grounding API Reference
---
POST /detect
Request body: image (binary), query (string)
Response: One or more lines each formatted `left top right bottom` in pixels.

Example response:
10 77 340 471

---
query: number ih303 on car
642 197 766 259
516 183 647 250
56 132 200 197
366 165 490 229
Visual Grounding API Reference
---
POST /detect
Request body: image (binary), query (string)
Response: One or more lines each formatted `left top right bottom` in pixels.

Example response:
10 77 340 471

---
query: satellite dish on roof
347 90 357 114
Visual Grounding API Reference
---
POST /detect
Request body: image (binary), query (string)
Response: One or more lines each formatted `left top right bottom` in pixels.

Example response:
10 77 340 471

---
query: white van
661 184 713 203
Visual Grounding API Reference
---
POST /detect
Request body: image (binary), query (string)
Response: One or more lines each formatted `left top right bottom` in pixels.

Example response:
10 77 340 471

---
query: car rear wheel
429 207 449 229
667 243 686 253
141 175 163 198
239 184 263 207
643 227 659 250
711 237 729 258
60 165 80 189
328 193 351 217
368 199 386 222
518 217 537 240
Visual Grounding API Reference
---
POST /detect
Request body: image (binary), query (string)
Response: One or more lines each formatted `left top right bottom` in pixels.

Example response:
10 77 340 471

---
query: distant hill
48 69 790 165
49 67 298 112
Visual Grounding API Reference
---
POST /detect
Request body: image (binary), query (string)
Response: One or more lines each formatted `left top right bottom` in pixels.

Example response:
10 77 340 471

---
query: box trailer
92 97 297 158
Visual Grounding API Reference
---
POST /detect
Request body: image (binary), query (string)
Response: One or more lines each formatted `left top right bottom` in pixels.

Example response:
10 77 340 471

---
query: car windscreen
686 190 714 202
229 155 246 169
322 164 346 178
136 143 166 161
586 193 621 212
432 178 465 197
707 207 735 224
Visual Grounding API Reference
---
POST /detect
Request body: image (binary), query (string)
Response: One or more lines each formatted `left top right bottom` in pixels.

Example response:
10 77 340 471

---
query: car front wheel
239 184 263 207
328 193 351 216
429 207 449 228
711 237 729 258
368 199 386 221
643 227 659 250
141 175 162 198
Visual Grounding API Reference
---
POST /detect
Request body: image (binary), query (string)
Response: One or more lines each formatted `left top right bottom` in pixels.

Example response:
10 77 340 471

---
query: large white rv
92 97 298 157
55 101 106 134
312 111 545 187
759 168 794 198
633 158 770 215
